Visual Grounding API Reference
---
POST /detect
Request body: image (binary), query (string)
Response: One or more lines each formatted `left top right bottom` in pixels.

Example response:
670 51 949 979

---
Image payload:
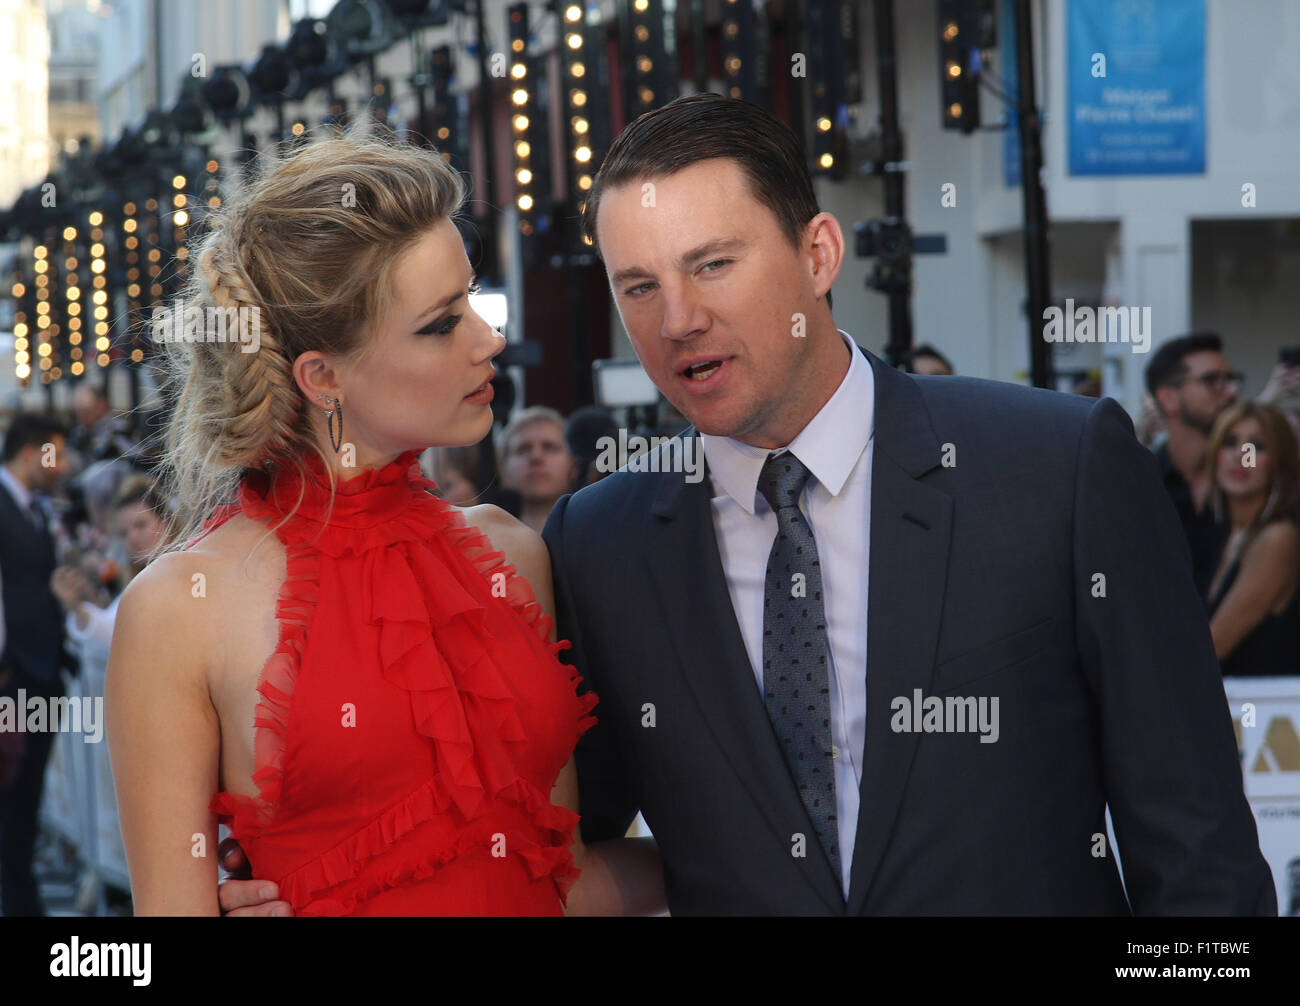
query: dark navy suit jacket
542 346 1275 915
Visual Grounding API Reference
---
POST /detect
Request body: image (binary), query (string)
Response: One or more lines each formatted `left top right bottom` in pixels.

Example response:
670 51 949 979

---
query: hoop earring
317 394 344 454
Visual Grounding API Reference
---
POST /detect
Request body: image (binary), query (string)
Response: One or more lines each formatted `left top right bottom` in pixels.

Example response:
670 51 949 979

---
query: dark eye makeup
416 280 482 336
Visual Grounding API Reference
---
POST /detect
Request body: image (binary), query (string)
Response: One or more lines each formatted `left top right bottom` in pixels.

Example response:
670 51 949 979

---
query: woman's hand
51 565 95 609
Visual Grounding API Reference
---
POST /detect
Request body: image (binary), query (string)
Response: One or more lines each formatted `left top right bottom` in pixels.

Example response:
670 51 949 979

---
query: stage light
202 65 254 121
624 0 674 118
803 0 852 178
720 0 765 103
326 0 394 63
938 0 981 133
506 2 539 236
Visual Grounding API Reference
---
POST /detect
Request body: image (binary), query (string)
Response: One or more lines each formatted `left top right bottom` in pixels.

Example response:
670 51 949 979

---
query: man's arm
542 493 641 844
1072 397 1275 915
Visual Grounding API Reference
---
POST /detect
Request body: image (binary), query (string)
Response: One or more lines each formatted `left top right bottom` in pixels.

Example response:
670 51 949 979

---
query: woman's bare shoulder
113 515 284 678
460 504 548 567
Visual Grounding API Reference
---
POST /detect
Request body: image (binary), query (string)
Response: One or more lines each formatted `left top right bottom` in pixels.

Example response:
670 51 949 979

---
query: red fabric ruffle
203 448 596 913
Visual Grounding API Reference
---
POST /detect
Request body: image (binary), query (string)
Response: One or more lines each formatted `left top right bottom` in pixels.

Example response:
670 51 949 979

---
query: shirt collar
0 464 32 510
699 329 874 515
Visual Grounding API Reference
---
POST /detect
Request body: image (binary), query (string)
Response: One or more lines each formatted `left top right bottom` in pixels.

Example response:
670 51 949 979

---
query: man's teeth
687 361 722 380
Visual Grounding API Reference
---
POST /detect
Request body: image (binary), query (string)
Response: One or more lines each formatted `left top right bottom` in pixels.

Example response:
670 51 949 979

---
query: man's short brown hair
581 93 832 309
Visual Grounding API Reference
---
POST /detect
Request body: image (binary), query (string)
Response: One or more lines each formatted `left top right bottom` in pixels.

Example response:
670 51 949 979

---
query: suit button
831 745 840 759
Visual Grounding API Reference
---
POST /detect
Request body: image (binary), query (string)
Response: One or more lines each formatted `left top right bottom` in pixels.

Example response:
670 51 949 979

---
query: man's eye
625 282 655 296
468 280 482 296
700 259 731 273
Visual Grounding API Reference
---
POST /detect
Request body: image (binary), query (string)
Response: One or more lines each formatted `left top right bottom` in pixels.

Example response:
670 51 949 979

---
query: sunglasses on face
1173 371 1244 392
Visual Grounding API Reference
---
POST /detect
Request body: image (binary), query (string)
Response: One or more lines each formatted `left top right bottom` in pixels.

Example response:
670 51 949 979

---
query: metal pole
1014 0 1053 389
872 0 913 367
474 0 498 284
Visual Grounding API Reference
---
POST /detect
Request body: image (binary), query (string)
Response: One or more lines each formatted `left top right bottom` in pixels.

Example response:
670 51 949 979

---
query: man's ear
804 212 845 302
1153 385 1178 419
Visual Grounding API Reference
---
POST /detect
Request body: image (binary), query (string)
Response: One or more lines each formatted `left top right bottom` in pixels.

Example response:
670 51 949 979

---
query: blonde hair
498 405 569 462
154 126 466 560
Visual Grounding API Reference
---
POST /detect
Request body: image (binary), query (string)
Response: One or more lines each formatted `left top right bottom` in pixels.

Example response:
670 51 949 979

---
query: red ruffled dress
197 449 597 915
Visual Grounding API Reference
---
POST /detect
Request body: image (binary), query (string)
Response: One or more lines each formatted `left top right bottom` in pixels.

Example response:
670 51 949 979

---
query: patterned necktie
757 451 840 881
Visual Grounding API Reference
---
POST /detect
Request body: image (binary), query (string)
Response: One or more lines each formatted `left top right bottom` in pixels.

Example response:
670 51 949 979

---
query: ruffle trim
210 537 319 839
220 774 585 916
209 451 598 909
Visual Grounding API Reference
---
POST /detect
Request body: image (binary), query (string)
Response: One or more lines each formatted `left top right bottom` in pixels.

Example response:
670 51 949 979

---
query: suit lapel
847 351 953 914
643 432 845 913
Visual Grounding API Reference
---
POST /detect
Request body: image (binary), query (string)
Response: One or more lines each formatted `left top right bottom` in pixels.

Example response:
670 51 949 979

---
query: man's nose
660 279 708 342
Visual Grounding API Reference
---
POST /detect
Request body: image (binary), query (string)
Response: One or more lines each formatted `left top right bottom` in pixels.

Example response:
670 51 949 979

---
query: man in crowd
906 344 954 376
1144 333 1240 597
0 414 71 915
69 383 135 466
499 406 579 534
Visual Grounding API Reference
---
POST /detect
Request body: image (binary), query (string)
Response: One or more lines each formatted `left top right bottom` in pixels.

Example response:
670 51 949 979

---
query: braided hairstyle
154 125 466 561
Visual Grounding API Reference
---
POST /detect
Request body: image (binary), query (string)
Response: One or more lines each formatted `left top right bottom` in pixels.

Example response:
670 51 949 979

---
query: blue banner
1068 0 1205 175
1002 0 1020 187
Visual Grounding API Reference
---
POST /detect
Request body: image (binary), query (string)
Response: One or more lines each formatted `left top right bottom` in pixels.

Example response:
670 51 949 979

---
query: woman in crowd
1205 402 1300 676
52 474 173 660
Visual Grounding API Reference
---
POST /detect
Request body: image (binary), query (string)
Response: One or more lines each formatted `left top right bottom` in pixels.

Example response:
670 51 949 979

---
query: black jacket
543 346 1275 915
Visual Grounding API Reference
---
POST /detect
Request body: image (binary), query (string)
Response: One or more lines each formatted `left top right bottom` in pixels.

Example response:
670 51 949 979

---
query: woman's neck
1226 490 1266 532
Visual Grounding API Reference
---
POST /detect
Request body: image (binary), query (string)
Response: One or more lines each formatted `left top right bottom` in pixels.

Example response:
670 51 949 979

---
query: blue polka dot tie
757 451 840 881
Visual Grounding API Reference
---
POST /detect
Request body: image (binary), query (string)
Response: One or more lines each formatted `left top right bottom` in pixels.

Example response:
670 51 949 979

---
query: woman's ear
293 351 343 405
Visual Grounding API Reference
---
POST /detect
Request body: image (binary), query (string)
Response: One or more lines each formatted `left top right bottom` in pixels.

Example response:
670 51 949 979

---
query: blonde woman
106 131 664 915
1205 402 1300 676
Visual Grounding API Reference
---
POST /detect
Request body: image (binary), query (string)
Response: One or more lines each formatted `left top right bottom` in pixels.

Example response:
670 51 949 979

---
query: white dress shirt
700 329 874 898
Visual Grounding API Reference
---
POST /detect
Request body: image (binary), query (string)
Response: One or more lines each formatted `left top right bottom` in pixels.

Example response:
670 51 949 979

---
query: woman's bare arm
471 506 667 916
106 553 223 915
1210 521 1300 660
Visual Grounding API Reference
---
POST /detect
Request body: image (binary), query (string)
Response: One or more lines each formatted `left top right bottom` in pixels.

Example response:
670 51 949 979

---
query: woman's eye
418 315 461 336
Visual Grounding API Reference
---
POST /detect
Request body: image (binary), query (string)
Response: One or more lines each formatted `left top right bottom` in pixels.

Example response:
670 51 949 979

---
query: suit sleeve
1072 396 1276 915
542 493 641 843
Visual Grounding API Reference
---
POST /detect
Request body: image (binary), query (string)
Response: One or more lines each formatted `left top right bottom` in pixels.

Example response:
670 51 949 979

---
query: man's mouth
682 360 724 381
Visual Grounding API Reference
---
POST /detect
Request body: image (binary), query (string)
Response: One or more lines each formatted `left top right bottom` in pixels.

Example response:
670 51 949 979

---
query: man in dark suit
0 413 71 915
540 94 1273 914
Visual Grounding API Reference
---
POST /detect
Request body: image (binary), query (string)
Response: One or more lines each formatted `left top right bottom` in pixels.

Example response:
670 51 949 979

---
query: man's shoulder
552 432 695 524
906 373 1118 448
910 373 1097 421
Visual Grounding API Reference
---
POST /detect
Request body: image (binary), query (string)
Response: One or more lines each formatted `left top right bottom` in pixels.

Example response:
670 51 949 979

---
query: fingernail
272 904 289 917
260 885 275 899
